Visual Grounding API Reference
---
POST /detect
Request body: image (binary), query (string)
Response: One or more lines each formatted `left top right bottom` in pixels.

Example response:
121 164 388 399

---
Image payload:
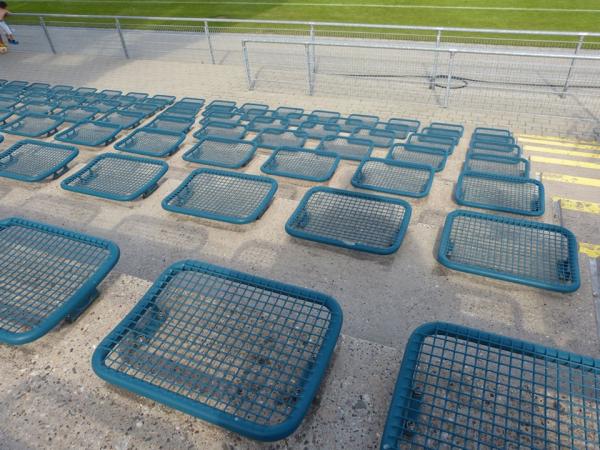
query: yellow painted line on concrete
525 145 600 159
580 243 600 258
519 134 600 146
541 172 600 187
519 137 600 151
553 197 600 215
531 155 600 170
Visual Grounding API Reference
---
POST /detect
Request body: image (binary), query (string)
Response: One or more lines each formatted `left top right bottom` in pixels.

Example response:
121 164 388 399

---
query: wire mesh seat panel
261 148 339 182
352 159 434 198
55 121 122 147
317 137 373 161
0 218 119 344
183 138 256 169
248 117 288 132
195 122 247 140
465 155 529 178
115 129 185 157
298 122 340 140
469 142 522 158
62 106 98 123
456 172 544 216
387 145 447 172
61 154 168 201
352 128 395 148
406 134 455 154
381 322 600 450
17 102 56 115
286 187 411 254
0 114 64 137
162 169 277 224
100 111 144 129
147 116 193 133
92 260 342 440
254 130 307 150
438 210 580 292
0 140 78 182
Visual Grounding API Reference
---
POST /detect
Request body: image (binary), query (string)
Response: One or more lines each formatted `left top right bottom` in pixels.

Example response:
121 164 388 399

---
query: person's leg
0 21 17 44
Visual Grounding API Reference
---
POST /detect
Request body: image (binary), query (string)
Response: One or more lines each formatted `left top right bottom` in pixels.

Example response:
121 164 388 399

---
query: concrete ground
0 51 599 449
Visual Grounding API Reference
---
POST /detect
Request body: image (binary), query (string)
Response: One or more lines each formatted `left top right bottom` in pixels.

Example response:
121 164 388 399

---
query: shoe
8 39 18 45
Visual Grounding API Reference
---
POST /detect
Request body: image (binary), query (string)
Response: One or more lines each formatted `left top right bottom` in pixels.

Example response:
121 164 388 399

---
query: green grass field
8 0 600 32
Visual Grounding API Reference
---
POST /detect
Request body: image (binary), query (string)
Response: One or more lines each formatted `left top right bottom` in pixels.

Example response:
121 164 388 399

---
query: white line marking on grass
13 1 600 13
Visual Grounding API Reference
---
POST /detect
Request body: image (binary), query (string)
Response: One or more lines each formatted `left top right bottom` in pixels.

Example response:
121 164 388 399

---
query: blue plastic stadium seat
286 187 412 254
92 259 341 441
162 168 278 224
115 128 186 157
61 153 168 201
55 120 122 147
100 110 145 129
183 137 257 169
381 321 600 449
261 147 339 182
0 113 65 138
0 139 78 182
352 158 434 198
0 217 119 345
194 121 247 140
317 136 373 161
438 209 580 292
465 154 529 178
455 171 544 216
254 129 307 150
387 144 448 172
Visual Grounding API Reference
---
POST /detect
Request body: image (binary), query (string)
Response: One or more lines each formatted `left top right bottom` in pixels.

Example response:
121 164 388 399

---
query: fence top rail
242 37 600 61
12 12 600 38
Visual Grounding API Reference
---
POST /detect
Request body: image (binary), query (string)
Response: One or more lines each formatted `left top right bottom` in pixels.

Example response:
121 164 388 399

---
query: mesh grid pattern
469 143 522 159
407 134 455 154
318 137 372 161
0 219 115 339
456 173 543 215
17 102 55 115
438 210 579 291
184 138 256 169
286 187 410 254
62 154 167 201
100 111 144 129
261 149 338 182
352 128 395 148
353 159 433 198
200 112 244 126
163 169 277 224
55 97 84 109
93 260 341 439
388 145 447 172
0 97 18 109
381 322 600 450
248 117 288 132
1 115 63 137
148 116 193 133
0 140 77 182
255 130 306 149
56 121 121 146
274 107 303 119
465 156 529 178
196 123 247 140
124 103 159 117
308 110 340 123
62 107 98 123
298 122 340 139
116 129 184 157
90 101 119 113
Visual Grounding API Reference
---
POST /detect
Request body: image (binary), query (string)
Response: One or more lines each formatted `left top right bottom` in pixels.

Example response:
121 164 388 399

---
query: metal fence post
562 34 585 97
115 18 129 59
204 20 216 64
444 51 455 108
309 22 316 74
242 41 254 90
430 29 442 90
39 16 56 54
305 43 314 95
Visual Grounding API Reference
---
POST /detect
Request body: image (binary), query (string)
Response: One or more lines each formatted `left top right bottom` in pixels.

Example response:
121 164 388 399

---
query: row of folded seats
0 79 596 449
